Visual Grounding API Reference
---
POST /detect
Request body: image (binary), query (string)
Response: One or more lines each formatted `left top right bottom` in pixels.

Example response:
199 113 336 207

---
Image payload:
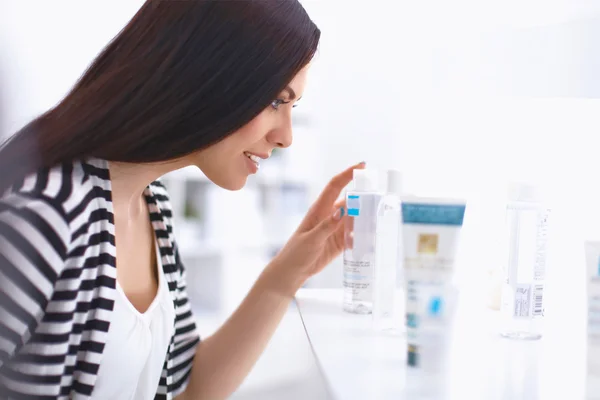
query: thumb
311 207 345 240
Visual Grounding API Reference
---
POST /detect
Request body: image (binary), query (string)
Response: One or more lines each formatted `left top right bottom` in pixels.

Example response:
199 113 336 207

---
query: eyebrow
283 86 300 101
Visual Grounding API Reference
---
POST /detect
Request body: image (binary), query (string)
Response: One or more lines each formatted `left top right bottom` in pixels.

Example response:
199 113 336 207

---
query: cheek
234 111 272 144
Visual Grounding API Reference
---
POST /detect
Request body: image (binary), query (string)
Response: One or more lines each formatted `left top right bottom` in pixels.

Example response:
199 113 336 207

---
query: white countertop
295 288 594 400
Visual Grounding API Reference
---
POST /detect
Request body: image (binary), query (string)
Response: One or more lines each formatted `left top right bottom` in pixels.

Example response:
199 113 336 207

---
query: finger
333 198 345 211
317 162 365 209
333 220 346 251
301 162 365 230
323 220 346 261
311 206 345 241
333 197 357 242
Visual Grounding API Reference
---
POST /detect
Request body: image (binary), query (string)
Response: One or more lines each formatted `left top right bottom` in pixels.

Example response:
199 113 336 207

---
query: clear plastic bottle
500 182 551 340
373 169 403 330
343 169 381 314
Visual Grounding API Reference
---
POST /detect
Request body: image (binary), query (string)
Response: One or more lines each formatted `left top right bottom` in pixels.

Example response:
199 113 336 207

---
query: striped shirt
0 157 200 399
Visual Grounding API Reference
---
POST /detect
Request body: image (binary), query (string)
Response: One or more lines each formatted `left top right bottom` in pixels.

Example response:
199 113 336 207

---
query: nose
267 119 293 149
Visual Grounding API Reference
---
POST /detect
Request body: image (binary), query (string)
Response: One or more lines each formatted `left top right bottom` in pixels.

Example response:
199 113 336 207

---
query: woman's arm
179 261 303 400
178 162 363 400
0 192 71 369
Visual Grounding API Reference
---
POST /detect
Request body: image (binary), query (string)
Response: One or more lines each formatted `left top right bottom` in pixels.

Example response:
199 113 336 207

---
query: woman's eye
271 98 290 110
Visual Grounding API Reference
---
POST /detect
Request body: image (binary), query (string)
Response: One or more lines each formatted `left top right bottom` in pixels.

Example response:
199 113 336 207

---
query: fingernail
359 161 366 166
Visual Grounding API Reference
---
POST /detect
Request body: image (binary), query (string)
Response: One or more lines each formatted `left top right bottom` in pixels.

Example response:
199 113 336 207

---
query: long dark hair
0 0 320 193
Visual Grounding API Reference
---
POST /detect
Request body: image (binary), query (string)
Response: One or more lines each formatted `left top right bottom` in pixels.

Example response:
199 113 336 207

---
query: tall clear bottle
500 182 551 340
343 169 381 314
373 169 403 331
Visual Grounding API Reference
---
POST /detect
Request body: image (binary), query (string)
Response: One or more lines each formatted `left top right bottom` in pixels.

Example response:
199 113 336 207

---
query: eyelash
271 99 297 111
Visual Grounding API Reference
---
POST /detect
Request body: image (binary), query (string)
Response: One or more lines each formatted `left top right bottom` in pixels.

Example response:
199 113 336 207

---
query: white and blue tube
401 196 466 374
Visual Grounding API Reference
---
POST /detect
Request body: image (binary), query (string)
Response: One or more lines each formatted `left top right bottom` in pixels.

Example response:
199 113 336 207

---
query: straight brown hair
0 0 320 193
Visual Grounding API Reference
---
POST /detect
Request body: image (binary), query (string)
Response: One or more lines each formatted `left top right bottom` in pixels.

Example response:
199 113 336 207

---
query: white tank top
92 241 176 399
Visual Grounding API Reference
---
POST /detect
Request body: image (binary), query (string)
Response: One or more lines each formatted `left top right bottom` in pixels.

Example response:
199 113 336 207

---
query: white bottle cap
508 182 541 202
353 169 378 191
386 169 403 195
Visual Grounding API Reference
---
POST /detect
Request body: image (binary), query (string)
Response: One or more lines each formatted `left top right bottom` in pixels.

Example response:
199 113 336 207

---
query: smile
244 152 261 169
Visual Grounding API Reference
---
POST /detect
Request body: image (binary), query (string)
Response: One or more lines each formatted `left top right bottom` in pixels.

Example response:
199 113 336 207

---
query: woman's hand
183 162 365 400
267 161 366 293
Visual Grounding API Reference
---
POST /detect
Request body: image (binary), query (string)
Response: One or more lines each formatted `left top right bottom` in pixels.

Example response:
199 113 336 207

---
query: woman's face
190 64 310 190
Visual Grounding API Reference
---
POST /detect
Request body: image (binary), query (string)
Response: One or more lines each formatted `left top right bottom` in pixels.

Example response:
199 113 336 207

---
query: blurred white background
2 0 600 396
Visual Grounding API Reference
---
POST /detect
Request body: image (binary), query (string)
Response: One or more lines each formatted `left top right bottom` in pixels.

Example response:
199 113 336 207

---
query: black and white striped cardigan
0 157 200 399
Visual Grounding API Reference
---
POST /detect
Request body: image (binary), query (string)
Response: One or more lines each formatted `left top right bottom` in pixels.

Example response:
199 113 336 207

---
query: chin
192 162 249 191
210 175 248 191
223 179 247 191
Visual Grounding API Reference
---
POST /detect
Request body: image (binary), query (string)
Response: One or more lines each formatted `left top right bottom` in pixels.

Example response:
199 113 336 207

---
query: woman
0 1 363 399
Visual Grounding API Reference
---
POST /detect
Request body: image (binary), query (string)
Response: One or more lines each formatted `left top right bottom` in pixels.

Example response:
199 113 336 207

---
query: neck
108 160 184 218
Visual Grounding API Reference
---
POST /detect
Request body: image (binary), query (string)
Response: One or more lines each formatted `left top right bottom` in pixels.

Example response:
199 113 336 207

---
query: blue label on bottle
428 296 444 316
406 313 419 328
597 255 600 277
402 203 466 226
347 195 360 216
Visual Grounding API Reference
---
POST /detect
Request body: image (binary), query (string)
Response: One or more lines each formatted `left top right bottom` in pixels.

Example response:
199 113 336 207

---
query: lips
244 151 261 168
